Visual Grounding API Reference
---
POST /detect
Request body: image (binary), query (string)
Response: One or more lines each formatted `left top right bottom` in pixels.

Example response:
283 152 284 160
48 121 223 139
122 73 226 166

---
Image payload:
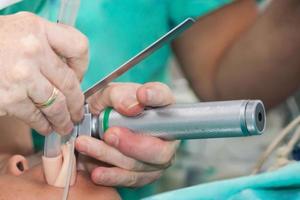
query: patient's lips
42 143 77 187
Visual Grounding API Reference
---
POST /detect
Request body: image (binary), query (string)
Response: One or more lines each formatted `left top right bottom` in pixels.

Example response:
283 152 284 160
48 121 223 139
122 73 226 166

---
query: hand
0 12 89 135
76 82 179 187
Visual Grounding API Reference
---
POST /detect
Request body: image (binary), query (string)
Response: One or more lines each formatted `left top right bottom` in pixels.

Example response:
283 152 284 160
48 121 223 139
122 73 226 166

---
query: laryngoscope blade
83 18 195 99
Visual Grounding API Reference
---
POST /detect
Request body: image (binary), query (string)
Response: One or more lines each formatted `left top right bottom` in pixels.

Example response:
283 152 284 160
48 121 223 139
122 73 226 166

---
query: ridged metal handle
92 100 266 140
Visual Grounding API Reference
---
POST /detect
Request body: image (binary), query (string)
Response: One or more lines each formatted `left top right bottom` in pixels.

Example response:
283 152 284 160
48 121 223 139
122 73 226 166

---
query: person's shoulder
0 0 46 15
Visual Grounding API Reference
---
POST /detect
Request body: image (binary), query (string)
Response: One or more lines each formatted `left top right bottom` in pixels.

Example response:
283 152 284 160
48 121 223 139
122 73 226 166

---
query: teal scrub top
0 0 232 199
145 162 300 200
0 0 232 89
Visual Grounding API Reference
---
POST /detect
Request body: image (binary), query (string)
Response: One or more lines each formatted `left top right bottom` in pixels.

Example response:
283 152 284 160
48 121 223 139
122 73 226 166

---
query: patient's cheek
42 143 76 187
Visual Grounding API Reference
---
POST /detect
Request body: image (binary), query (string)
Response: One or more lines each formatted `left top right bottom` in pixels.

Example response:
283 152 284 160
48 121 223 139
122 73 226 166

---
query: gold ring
35 87 59 109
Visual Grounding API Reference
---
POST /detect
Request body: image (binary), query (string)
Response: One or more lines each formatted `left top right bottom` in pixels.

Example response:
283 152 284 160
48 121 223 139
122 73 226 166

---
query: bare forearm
175 0 300 109
216 0 300 108
173 0 258 102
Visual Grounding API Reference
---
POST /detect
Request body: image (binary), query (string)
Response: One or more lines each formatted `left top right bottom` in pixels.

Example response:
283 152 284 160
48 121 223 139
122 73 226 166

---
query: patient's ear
5 155 29 176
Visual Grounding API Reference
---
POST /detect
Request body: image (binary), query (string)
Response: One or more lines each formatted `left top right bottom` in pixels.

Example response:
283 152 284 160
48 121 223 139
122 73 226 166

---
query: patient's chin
27 163 122 199
2 155 121 200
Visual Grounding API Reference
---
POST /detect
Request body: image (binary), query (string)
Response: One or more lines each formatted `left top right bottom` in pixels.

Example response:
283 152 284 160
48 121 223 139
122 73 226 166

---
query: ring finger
27 72 73 135
41 49 85 123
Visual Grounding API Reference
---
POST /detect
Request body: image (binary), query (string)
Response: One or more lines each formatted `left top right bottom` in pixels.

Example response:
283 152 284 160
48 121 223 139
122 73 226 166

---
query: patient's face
0 156 120 200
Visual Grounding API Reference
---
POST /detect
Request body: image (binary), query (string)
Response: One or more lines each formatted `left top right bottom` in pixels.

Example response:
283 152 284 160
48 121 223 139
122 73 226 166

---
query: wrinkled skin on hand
0 12 89 135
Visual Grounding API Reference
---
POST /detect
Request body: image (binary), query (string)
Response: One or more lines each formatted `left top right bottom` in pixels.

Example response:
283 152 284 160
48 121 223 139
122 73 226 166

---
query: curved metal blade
84 18 195 99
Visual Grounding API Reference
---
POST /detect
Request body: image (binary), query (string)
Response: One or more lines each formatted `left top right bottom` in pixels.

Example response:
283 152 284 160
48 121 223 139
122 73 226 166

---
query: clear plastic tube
57 0 80 25
44 132 62 157
44 0 80 158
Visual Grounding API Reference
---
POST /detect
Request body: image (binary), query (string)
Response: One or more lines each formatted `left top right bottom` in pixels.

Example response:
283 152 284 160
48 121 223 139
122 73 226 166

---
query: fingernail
146 89 156 103
106 133 119 147
121 96 139 109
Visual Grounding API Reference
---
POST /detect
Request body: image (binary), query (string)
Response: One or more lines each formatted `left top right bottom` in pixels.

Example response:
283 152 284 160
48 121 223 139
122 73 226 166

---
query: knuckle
7 90 27 106
9 64 32 83
15 15 44 57
126 174 138 187
16 23 43 58
75 33 89 55
106 83 117 92
109 86 118 96
63 77 77 93
87 95 105 114
125 160 143 171
17 12 42 29
132 161 146 171
0 88 26 110
62 70 78 92
22 37 43 57
109 84 123 98
28 108 43 124
12 12 43 35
